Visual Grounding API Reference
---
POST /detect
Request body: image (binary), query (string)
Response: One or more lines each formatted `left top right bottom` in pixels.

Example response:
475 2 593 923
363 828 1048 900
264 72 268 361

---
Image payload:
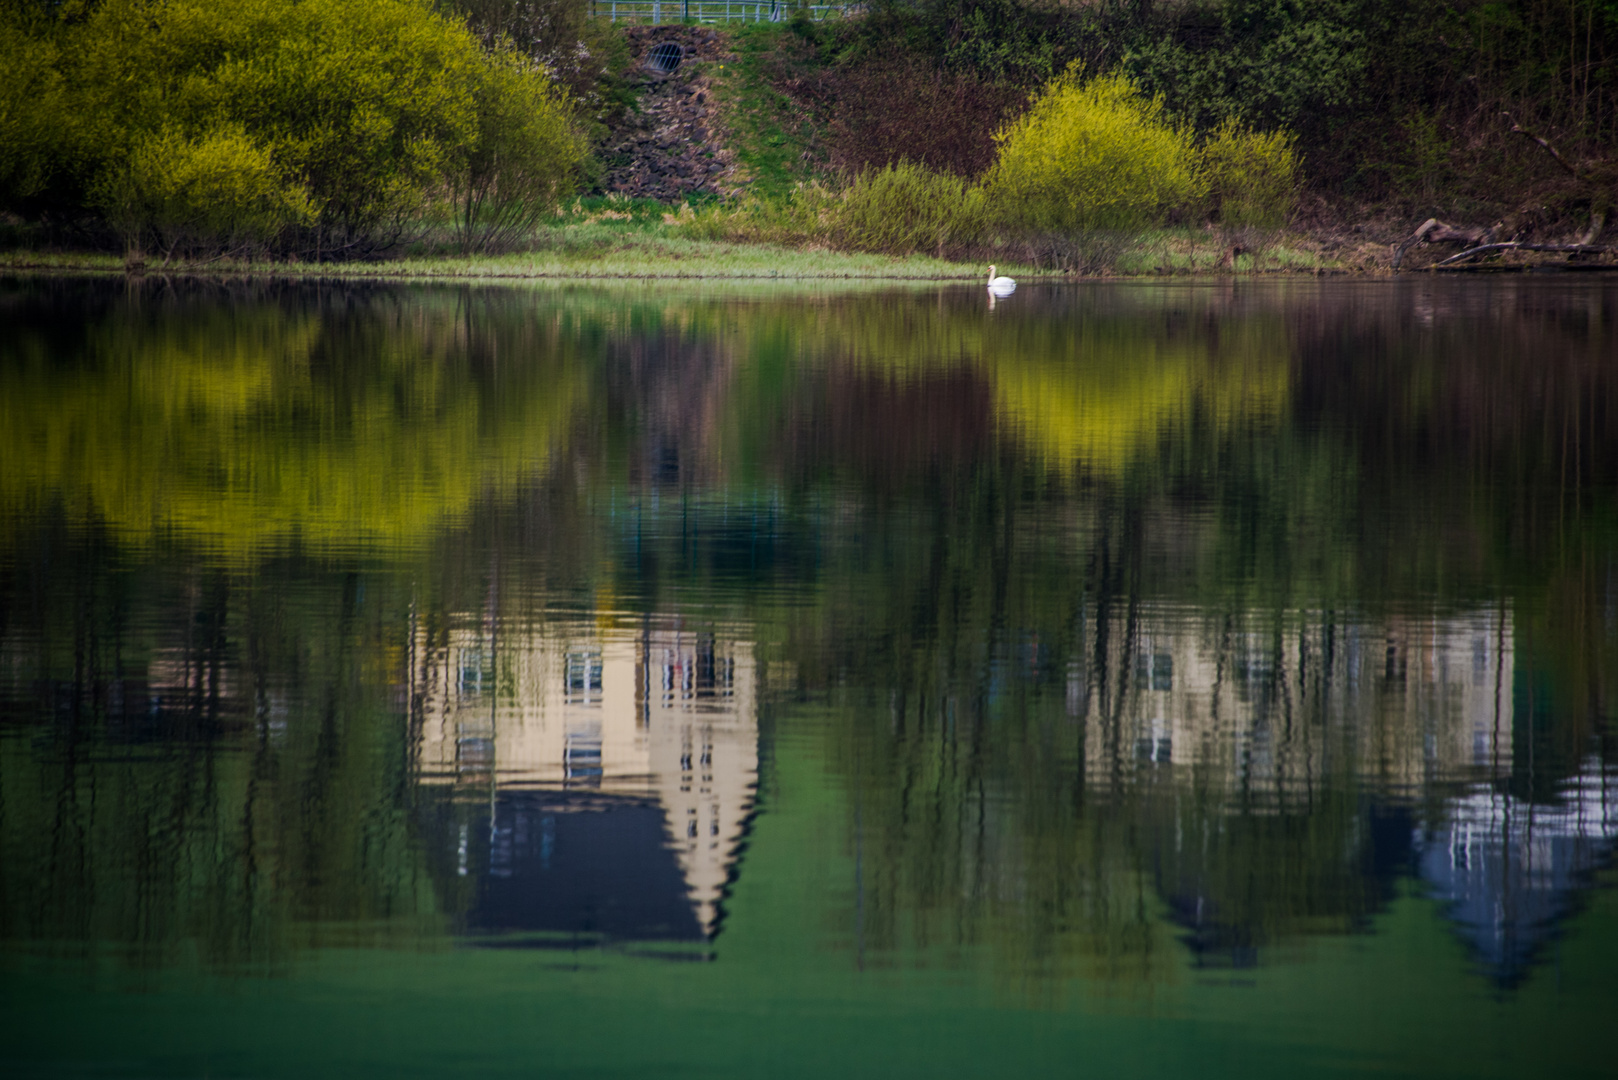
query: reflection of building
1418 761 1618 985
411 619 757 938
1075 606 1515 796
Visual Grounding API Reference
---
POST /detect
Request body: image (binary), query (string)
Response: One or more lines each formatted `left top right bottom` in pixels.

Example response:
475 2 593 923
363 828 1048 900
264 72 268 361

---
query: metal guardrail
592 1 851 22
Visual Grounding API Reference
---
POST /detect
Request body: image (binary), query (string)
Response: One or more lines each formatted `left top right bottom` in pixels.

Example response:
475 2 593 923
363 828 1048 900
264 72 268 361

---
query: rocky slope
599 27 738 201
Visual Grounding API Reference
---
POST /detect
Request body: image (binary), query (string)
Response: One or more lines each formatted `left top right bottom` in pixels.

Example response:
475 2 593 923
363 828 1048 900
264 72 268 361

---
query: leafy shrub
983 66 1202 233
832 161 986 256
451 48 587 253
442 0 630 128
0 0 585 256
1197 119 1298 228
1123 0 1368 139
923 0 1064 85
0 18 64 207
94 123 313 255
680 164 986 259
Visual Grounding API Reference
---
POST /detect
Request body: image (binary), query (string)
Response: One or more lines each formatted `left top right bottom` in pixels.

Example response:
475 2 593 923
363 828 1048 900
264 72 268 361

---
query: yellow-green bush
94 124 313 253
0 0 583 255
451 48 587 254
831 162 987 257
983 67 1202 233
1198 119 1298 228
0 20 64 206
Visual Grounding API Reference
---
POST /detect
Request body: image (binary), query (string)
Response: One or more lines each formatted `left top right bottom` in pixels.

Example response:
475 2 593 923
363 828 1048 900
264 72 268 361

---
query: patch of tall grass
681 183 838 247
680 165 985 258
835 164 987 256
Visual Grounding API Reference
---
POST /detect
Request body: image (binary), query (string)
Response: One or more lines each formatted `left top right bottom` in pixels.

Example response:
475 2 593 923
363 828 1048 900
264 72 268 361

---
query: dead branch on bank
1433 241 1614 268
1392 218 1495 269
1393 117 1617 271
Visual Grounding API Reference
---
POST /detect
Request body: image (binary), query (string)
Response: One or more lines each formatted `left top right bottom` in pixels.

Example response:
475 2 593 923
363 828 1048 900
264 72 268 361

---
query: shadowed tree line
779 0 1618 224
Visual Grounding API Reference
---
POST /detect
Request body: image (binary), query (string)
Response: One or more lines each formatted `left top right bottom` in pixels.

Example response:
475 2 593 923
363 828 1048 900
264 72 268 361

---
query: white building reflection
410 617 758 938
1073 605 1516 795
1065 601 1618 979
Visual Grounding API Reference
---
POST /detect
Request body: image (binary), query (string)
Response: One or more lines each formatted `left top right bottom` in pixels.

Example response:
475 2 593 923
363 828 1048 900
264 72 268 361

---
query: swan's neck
987 266 997 284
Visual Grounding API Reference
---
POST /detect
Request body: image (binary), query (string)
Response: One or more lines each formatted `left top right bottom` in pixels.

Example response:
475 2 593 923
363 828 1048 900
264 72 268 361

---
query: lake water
1 274 1615 1078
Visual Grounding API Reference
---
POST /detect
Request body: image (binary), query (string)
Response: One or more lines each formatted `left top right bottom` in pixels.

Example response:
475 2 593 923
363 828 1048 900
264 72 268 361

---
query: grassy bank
0 239 985 280
1 195 1361 280
0 231 1344 280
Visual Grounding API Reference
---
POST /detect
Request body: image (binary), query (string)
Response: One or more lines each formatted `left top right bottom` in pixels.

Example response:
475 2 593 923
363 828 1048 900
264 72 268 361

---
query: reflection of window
565 649 603 704
457 735 495 773
458 648 490 698
1135 736 1172 764
1135 652 1173 691
1152 653 1172 691
1234 650 1274 702
564 728 603 784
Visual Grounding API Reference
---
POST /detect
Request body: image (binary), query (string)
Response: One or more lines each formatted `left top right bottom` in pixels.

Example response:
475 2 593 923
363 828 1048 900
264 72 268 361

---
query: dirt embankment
600 27 739 201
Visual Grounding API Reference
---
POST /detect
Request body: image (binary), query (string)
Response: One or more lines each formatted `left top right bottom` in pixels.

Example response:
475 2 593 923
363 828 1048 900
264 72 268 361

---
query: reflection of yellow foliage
984 316 1289 473
0 294 579 558
763 288 1291 474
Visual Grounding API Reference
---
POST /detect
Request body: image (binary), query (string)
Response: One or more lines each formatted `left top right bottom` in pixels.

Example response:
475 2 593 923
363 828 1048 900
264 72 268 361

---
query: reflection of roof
412 620 758 941
463 790 706 944
1158 805 1417 968
1417 762 1618 985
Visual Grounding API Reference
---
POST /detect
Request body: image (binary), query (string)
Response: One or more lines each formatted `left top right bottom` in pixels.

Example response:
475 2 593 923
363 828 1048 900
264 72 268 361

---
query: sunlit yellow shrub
983 66 1202 233
94 124 313 253
0 0 586 254
1198 119 1298 228
831 161 987 256
451 47 587 253
680 164 987 258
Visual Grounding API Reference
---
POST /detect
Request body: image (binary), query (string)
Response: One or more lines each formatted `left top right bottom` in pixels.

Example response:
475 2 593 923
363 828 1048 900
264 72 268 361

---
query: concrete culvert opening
647 41 683 75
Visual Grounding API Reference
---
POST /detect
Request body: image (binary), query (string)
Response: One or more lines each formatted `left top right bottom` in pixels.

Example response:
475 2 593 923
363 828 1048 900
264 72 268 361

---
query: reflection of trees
0 279 583 558
0 533 448 968
1287 279 1618 794
3 276 1616 986
650 281 1618 985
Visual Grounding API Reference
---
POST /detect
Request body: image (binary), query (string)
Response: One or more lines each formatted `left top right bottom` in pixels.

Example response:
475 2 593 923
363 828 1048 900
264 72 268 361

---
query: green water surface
0 275 1614 1078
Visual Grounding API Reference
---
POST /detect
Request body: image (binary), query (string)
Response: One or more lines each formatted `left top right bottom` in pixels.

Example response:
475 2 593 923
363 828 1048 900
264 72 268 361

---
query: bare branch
1505 113 1582 178
1433 241 1612 267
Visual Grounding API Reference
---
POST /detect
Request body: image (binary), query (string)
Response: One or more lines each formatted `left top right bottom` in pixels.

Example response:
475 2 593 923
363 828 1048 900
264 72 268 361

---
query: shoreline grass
0 197 1385 281
0 226 1368 282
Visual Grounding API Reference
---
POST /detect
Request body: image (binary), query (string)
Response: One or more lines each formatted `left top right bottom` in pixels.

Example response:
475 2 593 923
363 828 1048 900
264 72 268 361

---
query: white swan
986 265 1016 297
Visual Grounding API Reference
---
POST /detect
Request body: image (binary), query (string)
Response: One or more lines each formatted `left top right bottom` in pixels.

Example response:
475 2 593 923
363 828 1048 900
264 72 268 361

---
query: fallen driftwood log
1393 116 1615 272
1392 218 1495 269
1433 241 1615 269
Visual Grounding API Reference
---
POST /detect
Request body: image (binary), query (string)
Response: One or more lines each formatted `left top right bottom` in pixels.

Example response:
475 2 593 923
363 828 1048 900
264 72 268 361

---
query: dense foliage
440 0 632 129
983 67 1202 233
0 0 583 257
771 0 1617 225
692 66 1297 265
